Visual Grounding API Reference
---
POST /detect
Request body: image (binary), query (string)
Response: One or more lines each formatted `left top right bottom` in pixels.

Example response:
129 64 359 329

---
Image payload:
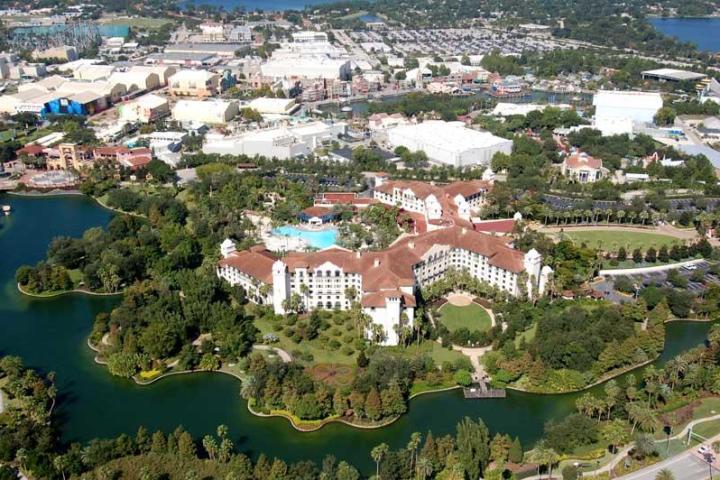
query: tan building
168 69 221 97
47 144 94 171
118 94 170 123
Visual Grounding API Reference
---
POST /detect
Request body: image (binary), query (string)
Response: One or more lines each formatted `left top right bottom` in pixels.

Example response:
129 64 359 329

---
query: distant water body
178 0 336 11
649 17 720 52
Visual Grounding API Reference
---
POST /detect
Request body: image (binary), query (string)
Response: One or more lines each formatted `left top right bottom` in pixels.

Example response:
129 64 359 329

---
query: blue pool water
272 226 338 249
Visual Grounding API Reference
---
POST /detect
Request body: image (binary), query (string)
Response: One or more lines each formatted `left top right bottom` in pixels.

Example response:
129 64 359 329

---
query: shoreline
85 317 714 430
17 282 123 298
87 338 409 432
7 189 84 197
507 317 716 395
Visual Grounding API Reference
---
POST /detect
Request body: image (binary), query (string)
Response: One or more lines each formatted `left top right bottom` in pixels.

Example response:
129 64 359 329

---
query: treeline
94 271 257 378
485 299 667 392
15 263 72 294
245 348 434 423
367 93 492 121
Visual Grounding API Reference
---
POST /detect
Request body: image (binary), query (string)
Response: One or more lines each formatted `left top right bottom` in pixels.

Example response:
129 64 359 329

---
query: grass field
514 323 537 347
438 303 492 333
560 230 681 251
99 17 173 30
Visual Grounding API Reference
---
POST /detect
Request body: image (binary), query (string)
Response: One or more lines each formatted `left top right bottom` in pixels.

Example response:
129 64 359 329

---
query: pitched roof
564 152 602 170
217 248 278 283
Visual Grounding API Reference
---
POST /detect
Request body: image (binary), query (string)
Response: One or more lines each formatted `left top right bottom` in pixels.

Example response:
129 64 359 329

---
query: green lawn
559 230 680 251
253 315 357 365
514 323 537 347
100 16 173 29
438 303 492 333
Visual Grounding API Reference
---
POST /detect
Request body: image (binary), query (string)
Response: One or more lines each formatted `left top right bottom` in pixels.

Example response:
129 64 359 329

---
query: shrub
454 369 473 386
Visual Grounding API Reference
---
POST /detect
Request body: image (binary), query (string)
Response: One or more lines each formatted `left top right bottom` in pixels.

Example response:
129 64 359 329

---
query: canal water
0 193 715 470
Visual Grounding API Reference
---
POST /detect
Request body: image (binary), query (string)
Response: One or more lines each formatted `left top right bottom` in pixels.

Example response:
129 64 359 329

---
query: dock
463 380 506 399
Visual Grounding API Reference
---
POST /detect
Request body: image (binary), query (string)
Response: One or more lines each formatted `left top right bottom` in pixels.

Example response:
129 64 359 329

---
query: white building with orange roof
373 179 493 229
217 225 551 345
561 152 605 183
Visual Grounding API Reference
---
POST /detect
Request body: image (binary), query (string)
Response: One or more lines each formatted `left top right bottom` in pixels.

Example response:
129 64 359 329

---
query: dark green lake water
0 193 715 470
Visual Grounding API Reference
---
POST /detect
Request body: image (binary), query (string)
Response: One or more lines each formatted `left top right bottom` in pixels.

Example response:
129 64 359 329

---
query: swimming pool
272 226 338 249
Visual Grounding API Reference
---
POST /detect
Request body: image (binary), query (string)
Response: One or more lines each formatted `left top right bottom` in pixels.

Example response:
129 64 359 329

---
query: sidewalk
520 414 720 480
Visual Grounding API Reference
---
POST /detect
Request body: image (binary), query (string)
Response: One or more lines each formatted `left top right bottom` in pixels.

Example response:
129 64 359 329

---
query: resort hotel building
217 226 551 346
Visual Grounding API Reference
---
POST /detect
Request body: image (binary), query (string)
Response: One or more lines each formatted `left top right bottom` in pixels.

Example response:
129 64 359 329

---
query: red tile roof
474 219 516 234
219 226 526 294
564 152 602 170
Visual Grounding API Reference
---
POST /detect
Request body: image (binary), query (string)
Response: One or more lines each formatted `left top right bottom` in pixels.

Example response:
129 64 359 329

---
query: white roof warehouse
387 120 513 168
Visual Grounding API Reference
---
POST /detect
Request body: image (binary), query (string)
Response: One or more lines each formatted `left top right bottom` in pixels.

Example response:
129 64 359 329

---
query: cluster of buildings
0 64 174 116
218 222 550 345
202 120 347 159
16 142 152 171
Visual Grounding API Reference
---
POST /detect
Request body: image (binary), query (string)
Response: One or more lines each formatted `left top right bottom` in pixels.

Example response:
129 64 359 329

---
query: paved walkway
0 390 4 414
521 414 720 480
452 345 493 382
599 258 706 276
252 345 293 363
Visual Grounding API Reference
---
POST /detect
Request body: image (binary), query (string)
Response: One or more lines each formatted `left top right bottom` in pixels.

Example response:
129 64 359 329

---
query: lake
0 193 716 472
649 17 720 52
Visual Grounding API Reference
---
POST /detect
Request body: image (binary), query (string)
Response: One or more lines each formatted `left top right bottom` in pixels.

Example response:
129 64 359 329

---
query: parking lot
349 27 570 56
594 260 718 303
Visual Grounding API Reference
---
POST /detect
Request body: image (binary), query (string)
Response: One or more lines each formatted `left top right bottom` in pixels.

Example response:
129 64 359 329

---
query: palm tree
407 432 422 470
616 210 626 224
416 456 433 480
371 443 389 479
655 469 675 480
202 435 218 460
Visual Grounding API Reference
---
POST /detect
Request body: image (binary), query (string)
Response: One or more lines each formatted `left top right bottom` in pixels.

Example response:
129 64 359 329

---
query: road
618 451 714 480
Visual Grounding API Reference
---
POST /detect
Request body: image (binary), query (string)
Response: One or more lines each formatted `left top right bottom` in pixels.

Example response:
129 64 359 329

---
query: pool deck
264 224 338 251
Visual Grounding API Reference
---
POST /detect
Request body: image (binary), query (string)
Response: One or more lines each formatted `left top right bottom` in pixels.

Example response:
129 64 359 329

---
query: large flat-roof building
172 99 238 125
592 90 663 135
387 120 513 168
118 94 170 123
168 69 221 97
641 68 706 83
203 121 346 159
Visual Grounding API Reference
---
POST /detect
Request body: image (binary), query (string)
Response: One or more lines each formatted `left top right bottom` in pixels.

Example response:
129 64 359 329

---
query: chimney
461 227 467 235
356 251 361 259
373 258 380 267
408 240 415 249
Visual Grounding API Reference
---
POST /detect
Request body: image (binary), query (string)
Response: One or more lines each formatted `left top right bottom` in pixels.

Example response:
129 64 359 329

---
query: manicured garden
559 230 680 251
438 302 492 333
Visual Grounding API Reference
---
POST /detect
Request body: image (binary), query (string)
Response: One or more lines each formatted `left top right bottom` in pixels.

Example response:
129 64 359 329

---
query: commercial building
641 68 706 83
217 226 550 345
33 45 78 62
203 121 346 159
165 43 239 58
387 121 513 168
118 94 170 123
107 69 161 92
145 52 221 67
592 90 663 135
246 97 299 116
260 30 351 81
73 64 115 81
168 69 221 97
172 99 239 125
